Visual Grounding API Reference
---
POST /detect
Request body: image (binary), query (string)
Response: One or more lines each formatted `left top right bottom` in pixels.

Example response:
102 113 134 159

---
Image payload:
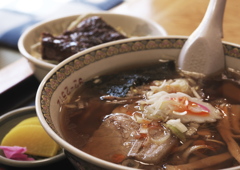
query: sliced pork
82 113 177 164
82 113 139 163
128 125 178 164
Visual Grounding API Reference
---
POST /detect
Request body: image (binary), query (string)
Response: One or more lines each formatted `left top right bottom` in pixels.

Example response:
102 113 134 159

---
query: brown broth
59 63 240 169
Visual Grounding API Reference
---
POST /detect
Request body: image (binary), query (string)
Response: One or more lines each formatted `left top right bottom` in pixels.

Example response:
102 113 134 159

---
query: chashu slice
82 113 178 164
82 113 140 163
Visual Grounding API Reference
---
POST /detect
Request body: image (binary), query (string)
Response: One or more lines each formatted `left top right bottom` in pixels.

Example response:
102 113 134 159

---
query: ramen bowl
35 36 240 170
18 12 167 81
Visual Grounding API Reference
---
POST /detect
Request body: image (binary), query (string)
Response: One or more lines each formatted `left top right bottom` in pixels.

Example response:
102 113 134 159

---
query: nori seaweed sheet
85 60 179 97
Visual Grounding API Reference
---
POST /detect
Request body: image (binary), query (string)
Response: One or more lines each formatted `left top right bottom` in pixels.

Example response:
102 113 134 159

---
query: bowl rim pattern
38 36 240 131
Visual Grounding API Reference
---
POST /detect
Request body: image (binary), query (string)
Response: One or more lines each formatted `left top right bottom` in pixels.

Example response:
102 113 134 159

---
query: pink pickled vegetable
0 146 34 161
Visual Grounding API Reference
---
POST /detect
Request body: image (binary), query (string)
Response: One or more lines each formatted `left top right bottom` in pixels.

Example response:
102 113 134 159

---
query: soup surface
59 60 240 169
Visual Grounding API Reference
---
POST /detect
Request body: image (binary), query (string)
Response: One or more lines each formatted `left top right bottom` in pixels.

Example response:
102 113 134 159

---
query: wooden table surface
112 0 240 44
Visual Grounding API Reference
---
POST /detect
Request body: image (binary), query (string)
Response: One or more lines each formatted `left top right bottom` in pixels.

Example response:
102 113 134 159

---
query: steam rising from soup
59 60 240 169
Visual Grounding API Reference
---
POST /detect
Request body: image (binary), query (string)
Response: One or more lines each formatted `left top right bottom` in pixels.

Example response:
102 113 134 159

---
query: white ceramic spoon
178 0 226 76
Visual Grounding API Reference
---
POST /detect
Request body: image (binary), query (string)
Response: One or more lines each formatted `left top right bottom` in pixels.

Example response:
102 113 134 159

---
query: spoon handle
178 0 226 76
197 0 226 37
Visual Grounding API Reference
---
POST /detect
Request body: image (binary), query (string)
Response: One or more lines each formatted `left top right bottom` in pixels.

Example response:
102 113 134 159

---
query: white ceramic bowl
18 12 167 81
0 106 65 168
35 36 240 170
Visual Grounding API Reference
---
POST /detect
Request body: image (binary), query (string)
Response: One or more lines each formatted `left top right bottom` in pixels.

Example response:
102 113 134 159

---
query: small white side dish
0 106 65 168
